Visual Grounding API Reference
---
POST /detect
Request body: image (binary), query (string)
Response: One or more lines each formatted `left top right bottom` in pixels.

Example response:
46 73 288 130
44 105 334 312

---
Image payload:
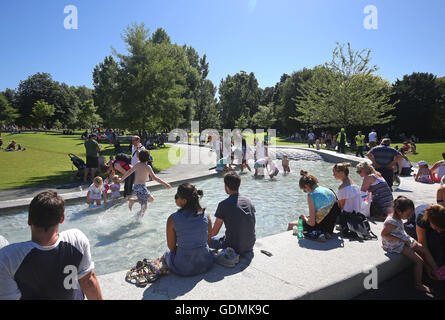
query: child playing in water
87 176 107 207
119 150 172 220
254 157 268 177
267 158 279 179
109 175 121 200
282 155 290 173
414 161 434 184
381 196 438 294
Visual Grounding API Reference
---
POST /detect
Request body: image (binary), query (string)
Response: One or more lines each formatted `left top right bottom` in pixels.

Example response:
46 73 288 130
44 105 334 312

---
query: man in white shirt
368 129 378 149
0 191 102 300
308 131 315 148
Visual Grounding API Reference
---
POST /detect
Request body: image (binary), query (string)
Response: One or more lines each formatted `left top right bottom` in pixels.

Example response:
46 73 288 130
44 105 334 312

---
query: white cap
418 160 427 166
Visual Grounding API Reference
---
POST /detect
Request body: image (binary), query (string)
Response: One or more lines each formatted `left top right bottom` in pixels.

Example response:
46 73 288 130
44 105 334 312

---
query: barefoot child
109 175 121 200
267 158 279 179
282 155 290 173
87 176 107 207
381 196 438 294
119 150 172 220
414 161 434 184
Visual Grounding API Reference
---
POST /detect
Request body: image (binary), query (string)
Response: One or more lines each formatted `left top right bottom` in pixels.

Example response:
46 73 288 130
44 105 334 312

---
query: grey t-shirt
215 193 256 254
369 145 401 167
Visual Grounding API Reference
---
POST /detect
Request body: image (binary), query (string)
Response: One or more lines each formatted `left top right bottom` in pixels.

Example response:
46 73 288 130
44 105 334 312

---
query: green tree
251 105 276 129
0 93 20 125
32 99 55 127
93 56 121 127
16 73 80 128
391 72 442 139
294 43 396 129
192 53 220 129
115 23 192 131
77 99 102 129
218 71 261 128
276 69 314 133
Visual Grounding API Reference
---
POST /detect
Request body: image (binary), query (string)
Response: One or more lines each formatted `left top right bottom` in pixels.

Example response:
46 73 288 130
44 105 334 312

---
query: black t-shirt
215 194 256 255
417 214 445 266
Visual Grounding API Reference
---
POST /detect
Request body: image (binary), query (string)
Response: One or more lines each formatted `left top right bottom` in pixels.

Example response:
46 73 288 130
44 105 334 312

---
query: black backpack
339 211 378 241
116 153 132 164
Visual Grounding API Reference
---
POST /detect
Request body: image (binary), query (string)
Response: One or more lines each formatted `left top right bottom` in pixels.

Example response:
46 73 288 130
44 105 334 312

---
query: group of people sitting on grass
0 139 26 151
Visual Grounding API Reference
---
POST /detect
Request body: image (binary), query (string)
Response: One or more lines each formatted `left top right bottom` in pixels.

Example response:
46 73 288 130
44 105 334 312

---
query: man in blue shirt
210 172 256 256
366 138 402 189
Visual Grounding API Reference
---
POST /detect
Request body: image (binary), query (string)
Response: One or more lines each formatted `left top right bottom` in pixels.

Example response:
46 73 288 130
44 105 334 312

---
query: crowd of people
0 127 444 299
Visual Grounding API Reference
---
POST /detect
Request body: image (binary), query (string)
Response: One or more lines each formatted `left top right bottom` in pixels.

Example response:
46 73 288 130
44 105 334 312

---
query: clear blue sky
1 0 444 92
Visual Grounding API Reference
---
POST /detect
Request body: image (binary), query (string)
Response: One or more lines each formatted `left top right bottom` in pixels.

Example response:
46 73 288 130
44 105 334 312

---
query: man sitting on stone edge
0 191 103 300
210 171 256 258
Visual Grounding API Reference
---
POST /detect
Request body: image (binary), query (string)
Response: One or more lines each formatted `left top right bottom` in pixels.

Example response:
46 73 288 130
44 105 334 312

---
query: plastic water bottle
297 217 304 239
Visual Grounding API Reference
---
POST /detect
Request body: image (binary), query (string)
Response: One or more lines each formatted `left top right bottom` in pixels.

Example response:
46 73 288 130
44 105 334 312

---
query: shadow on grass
2 170 82 195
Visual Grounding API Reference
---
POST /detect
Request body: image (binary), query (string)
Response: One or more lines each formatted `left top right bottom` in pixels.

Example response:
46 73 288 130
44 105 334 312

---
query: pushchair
68 153 86 178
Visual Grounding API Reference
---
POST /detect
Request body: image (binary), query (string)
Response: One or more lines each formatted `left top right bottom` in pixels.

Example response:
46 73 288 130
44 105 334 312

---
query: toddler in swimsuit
109 175 121 199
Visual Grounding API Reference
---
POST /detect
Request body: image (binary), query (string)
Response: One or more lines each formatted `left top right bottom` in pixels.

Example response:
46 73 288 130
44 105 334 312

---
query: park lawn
1 132 185 190
391 143 445 166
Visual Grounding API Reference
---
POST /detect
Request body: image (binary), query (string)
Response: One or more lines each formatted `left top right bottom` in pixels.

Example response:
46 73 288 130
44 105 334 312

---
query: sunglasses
356 170 362 174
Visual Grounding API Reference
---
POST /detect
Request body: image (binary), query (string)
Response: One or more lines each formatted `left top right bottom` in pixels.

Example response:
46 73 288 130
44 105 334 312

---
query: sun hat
381 138 391 146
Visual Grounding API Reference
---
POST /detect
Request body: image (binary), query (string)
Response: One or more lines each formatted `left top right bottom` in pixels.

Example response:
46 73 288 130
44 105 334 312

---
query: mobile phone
260 250 272 257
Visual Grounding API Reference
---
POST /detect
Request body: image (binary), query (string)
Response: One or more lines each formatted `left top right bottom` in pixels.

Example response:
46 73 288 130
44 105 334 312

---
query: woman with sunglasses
356 161 393 221
164 183 216 276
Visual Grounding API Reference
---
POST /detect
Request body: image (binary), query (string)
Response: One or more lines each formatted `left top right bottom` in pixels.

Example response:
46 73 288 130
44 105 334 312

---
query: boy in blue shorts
120 150 171 220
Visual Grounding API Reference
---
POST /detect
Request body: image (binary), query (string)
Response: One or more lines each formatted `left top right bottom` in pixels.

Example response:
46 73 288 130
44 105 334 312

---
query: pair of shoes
304 231 326 242
216 247 240 268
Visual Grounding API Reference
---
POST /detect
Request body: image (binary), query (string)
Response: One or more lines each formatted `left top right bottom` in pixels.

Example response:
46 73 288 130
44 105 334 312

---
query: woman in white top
332 163 361 213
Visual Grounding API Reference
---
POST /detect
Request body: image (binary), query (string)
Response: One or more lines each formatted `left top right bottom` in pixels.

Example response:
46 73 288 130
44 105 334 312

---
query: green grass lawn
391 143 445 166
1 132 185 190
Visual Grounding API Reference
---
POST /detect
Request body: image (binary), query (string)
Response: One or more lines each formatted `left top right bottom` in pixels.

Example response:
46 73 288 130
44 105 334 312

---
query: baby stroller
68 153 86 178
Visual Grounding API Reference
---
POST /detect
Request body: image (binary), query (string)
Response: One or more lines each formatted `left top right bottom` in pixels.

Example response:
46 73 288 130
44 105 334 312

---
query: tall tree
114 23 192 131
0 93 20 125
32 99 55 128
93 56 121 127
294 43 396 129
391 72 440 139
77 99 102 129
218 71 261 129
15 73 80 128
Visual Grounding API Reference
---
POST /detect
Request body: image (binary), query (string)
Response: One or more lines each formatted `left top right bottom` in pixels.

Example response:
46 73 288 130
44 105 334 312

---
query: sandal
125 261 149 287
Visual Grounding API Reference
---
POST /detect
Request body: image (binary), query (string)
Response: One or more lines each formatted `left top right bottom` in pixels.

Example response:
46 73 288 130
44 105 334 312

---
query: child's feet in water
128 198 137 211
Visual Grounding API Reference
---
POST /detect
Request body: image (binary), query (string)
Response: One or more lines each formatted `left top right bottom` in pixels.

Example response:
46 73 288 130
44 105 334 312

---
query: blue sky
1 0 444 92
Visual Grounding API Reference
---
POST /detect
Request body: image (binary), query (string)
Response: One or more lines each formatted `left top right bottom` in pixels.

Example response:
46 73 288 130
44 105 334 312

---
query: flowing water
0 152 362 275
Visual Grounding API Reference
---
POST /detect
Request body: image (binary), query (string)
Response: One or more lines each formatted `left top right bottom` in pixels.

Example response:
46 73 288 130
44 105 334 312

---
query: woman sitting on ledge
356 161 393 221
287 170 339 239
164 183 215 276
416 204 445 275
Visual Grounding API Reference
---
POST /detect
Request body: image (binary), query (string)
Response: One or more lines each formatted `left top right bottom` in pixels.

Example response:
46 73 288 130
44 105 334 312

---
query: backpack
115 153 132 164
339 210 378 241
